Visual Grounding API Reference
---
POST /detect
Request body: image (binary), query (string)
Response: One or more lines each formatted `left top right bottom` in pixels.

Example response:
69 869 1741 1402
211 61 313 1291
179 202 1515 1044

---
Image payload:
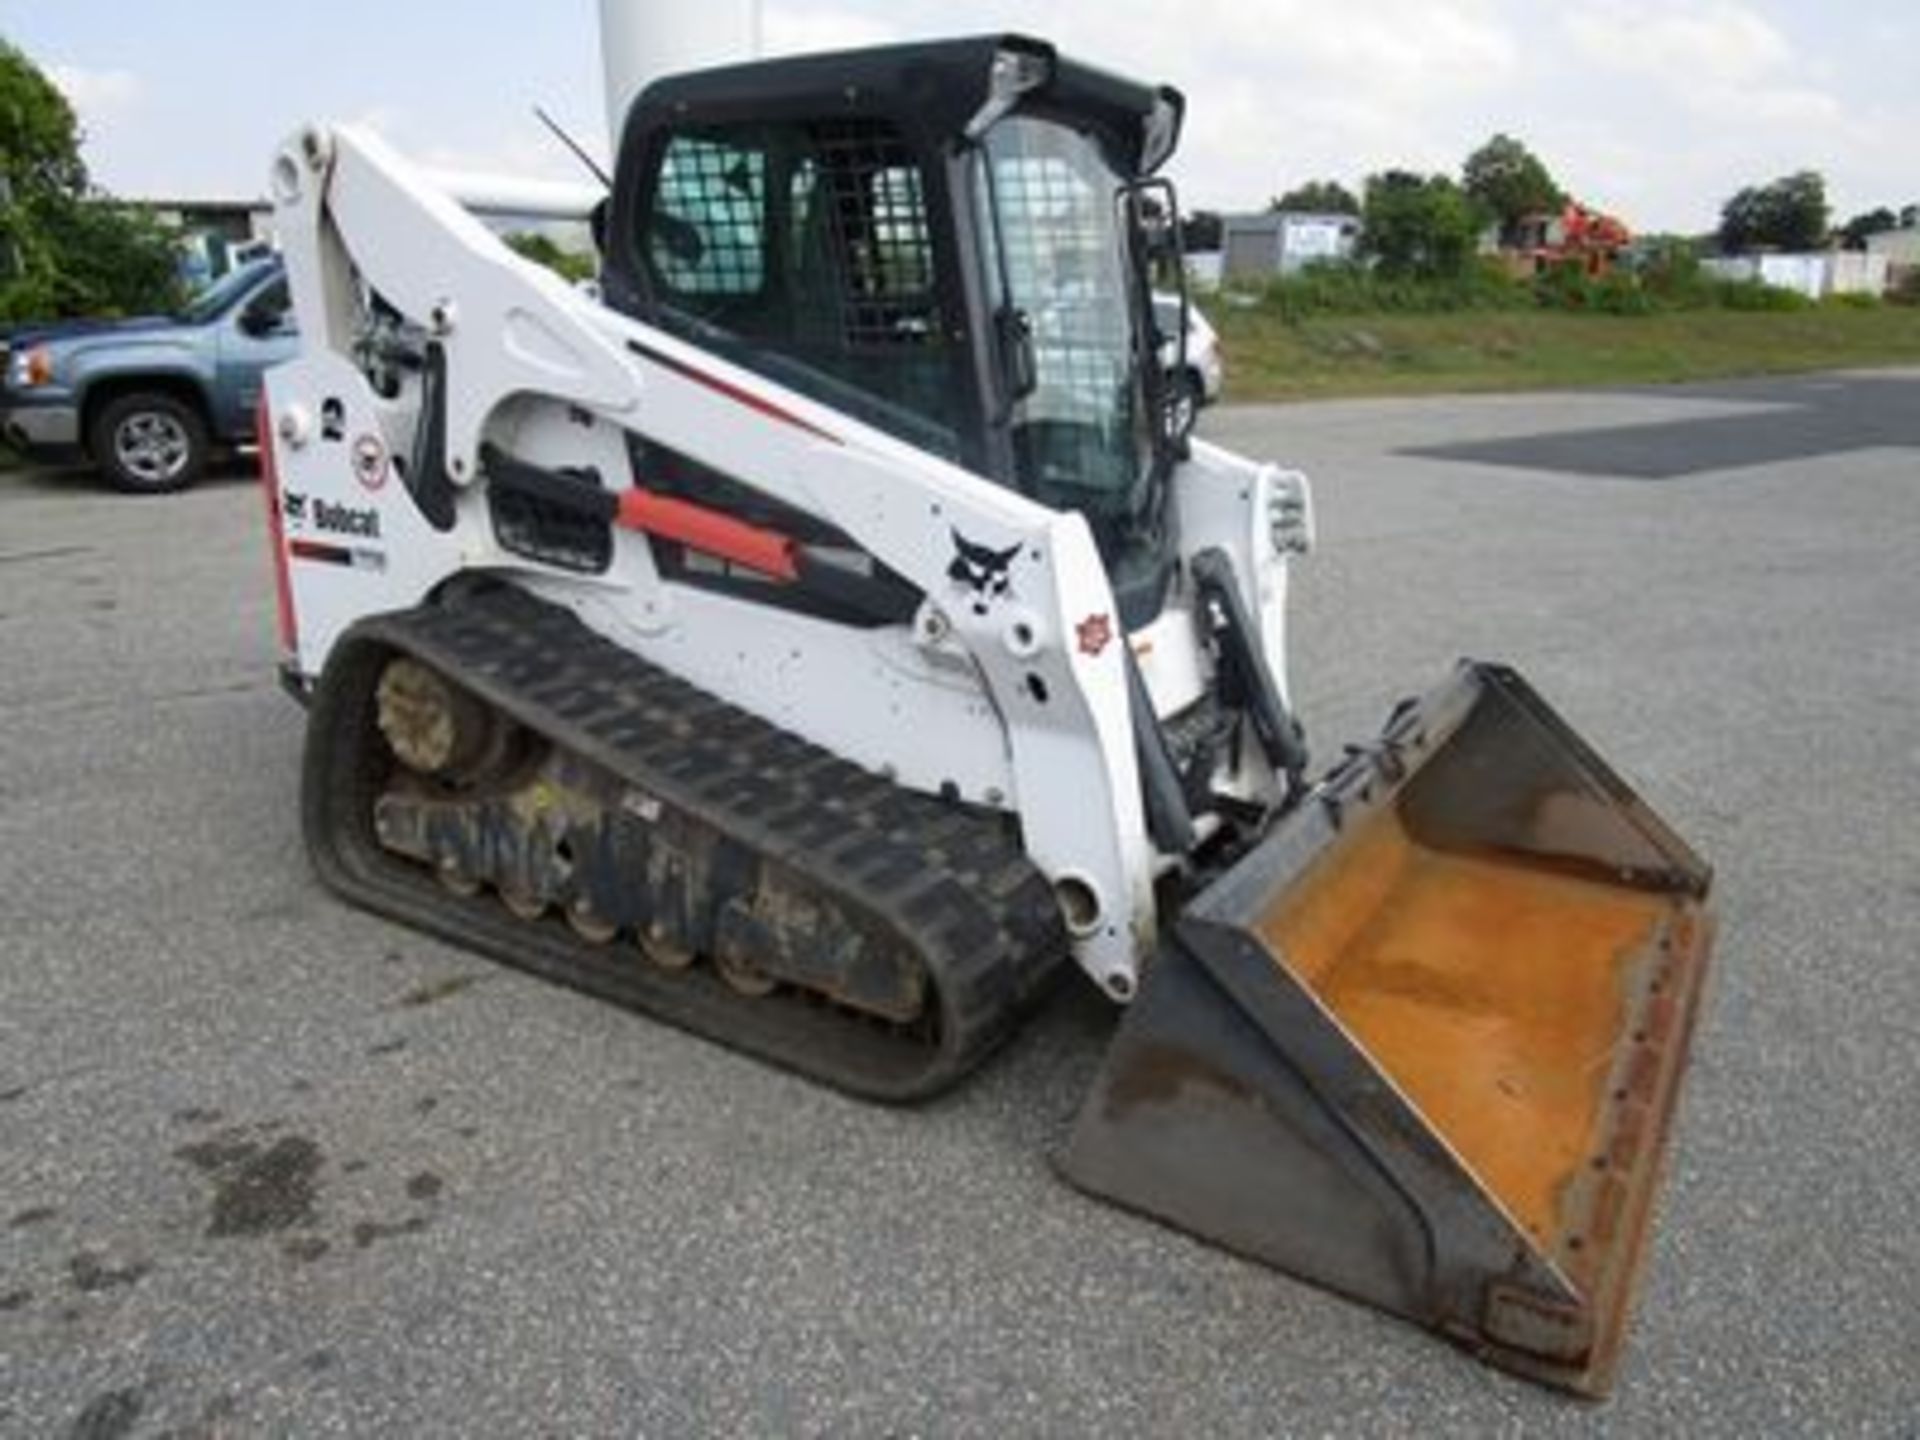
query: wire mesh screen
639 118 958 457
649 137 767 297
787 120 938 350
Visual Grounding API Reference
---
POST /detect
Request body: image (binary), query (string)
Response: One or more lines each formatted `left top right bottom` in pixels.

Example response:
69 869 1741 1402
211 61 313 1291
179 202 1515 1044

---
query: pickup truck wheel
91 392 209 494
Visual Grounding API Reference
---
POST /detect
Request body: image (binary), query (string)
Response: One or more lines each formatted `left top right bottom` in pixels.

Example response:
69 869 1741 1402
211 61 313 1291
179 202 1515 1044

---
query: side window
647 135 768 302
635 119 957 459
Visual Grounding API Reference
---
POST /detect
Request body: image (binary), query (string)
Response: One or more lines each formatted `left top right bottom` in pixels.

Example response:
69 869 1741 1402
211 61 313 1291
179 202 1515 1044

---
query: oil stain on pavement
174 1132 324 1238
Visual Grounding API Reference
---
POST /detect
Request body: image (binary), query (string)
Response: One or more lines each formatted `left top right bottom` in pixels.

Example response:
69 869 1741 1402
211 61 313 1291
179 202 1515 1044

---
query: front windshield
981 117 1149 516
175 262 273 324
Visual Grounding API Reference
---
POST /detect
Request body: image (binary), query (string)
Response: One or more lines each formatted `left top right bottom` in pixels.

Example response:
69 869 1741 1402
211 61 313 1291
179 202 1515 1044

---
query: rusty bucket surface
1062 662 1713 1397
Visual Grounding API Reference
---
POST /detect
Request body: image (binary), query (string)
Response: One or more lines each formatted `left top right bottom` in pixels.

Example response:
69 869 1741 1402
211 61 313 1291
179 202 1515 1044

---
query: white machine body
260 118 1312 1003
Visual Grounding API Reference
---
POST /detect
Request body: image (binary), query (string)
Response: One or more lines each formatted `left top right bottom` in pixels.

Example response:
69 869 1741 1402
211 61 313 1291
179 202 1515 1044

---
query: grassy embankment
1212 285 1920 403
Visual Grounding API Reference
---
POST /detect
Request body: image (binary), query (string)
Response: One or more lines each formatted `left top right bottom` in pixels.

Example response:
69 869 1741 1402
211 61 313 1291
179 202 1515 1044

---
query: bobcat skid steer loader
258 30 1714 1396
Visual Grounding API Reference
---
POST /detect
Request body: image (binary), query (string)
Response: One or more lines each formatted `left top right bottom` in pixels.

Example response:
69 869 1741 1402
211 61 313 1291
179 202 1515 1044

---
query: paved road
3 372 1916 1436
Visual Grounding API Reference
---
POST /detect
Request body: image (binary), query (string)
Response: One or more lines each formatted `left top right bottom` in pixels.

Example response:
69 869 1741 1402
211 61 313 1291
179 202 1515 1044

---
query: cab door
213 271 299 437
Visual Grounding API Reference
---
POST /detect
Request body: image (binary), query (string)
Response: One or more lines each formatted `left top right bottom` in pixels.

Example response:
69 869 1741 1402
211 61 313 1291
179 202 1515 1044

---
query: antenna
533 106 613 191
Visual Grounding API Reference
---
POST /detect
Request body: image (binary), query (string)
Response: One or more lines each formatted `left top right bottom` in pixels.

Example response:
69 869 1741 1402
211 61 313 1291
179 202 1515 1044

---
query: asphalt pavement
2 370 1917 1436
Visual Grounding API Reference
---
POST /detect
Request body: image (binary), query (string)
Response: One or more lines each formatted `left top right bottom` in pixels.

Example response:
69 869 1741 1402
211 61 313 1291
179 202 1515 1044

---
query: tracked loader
258 23 1713 1396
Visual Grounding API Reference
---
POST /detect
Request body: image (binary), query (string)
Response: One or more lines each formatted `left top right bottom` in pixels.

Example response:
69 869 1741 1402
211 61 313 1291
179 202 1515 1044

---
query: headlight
9 346 52 388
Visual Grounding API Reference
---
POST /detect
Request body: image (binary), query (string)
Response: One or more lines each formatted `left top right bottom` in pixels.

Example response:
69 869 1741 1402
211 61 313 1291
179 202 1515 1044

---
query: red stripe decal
256 399 298 651
628 339 841 446
288 539 355 566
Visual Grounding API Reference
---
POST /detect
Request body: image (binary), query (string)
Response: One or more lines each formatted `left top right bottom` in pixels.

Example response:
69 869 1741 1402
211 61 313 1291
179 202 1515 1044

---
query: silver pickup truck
0 258 298 493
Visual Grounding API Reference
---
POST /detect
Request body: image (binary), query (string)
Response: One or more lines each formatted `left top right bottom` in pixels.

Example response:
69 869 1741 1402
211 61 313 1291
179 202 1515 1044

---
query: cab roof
627 34 1185 178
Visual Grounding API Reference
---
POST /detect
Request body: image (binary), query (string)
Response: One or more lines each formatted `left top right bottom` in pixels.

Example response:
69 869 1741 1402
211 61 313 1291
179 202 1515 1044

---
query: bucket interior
1257 807 1667 1246
1066 666 1712 1394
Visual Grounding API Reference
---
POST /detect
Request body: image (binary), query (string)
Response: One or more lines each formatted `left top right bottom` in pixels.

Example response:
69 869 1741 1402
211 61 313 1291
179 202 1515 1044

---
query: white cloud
1252 0 1520 94
1554 0 1870 222
1565 1 1791 87
1562 1 1852 131
761 6 897 57
47 63 143 121
1725 85 1845 126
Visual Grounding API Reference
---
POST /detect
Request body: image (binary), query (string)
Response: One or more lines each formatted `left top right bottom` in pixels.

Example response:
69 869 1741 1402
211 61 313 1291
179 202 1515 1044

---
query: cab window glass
648 136 767 299
635 120 957 459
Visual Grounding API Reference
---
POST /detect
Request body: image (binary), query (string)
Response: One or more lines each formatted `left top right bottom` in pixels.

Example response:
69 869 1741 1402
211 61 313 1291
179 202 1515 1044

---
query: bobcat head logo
948 530 1021 604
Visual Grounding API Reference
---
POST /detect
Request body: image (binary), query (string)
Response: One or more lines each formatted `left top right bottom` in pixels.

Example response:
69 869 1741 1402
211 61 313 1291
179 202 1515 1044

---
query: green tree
1717 171 1830 253
1839 207 1898 249
0 37 83 315
1179 208 1223 252
504 230 597 285
1271 179 1359 216
0 37 183 321
1462 133 1563 243
39 197 182 315
0 38 85 195
1359 170 1483 279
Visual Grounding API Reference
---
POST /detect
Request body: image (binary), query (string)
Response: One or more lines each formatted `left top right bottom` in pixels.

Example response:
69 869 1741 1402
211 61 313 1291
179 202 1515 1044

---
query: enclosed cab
604 37 1190 624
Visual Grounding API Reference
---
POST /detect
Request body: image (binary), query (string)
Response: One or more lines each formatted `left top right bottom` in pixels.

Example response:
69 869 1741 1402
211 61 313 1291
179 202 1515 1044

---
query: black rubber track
301 583 1068 1102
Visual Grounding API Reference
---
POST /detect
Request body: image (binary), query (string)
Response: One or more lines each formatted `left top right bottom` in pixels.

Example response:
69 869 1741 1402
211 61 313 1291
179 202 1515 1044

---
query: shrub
1236 256 1875 321
1713 280 1813 312
1592 271 1658 315
1532 261 1597 311
1255 259 1529 322
1633 238 1714 309
1531 263 1657 315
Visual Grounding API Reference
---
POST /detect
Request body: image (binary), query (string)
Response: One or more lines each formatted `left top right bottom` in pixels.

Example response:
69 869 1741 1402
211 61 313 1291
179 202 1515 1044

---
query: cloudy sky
7 0 1914 234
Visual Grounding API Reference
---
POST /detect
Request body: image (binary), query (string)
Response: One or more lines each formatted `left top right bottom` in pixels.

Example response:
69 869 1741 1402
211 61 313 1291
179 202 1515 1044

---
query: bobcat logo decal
948 530 1022 608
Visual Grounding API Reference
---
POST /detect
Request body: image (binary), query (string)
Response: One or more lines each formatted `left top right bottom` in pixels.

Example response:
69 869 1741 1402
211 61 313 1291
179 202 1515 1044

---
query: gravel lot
3 370 1916 1436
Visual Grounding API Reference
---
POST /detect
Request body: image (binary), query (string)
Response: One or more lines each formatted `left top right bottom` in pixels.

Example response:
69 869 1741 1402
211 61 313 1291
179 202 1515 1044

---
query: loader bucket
1062 662 1713 1397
